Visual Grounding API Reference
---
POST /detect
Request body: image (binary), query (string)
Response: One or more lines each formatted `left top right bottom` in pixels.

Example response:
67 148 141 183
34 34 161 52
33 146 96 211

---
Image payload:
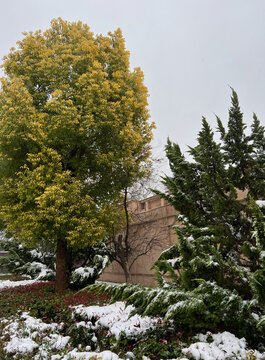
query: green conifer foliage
155 91 265 298
250 200 265 305
86 91 265 346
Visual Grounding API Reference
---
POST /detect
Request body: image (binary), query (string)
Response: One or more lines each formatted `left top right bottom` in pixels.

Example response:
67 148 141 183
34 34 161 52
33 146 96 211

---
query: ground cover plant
0 280 189 359
0 281 110 320
1 280 265 359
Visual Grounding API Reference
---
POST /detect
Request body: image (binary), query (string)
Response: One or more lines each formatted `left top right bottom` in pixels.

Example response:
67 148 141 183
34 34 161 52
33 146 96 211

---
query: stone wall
99 195 179 286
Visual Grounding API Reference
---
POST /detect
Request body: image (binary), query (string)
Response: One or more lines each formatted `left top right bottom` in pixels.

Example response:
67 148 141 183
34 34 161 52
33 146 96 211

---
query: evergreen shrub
85 91 265 349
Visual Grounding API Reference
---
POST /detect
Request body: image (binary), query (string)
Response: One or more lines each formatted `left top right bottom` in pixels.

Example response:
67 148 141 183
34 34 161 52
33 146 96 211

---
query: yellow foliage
0 18 154 250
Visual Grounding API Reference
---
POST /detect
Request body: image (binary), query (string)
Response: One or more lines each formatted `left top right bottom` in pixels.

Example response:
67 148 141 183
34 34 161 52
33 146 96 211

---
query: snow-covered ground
1 280 265 359
0 279 43 290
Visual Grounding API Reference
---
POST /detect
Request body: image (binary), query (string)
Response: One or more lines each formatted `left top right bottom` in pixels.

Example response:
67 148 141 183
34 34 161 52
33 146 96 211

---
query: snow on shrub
72 301 160 339
182 331 265 360
1 311 123 359
0 232 112 288
70 254 110 288
17 261 55 280
0 232 55 280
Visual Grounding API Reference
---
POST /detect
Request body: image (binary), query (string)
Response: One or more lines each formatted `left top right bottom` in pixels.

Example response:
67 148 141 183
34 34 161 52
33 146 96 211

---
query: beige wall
100 190 251 286
100 195 179 286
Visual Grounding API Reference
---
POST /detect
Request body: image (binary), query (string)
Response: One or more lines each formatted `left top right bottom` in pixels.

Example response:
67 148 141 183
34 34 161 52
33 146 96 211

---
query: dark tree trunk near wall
123 262 132 283
55 238 68 294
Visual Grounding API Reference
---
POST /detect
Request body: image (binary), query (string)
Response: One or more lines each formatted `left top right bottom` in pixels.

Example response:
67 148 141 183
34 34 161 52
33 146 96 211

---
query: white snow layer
5 336 39 355
2 311 122 359
2 312 67 358
256 200 265 208
0 279 43 290
182 331 265 360
71 265 94 279
51 349 123 359
72 301 159 339
27 261 55 280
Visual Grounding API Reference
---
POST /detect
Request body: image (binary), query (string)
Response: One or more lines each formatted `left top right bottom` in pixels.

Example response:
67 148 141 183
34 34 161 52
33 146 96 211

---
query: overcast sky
0 0 265 172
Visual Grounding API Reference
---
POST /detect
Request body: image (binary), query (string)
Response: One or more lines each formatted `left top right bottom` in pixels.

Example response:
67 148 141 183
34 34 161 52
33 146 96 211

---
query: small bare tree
108 158 168 282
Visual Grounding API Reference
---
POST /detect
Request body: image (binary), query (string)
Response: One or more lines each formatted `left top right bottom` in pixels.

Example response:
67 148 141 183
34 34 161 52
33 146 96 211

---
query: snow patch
4 336 38 355
256 200 265 208
0 279 44 290
71 266 94 279
72 301 159 339
51 349 123 359
182 331 265 360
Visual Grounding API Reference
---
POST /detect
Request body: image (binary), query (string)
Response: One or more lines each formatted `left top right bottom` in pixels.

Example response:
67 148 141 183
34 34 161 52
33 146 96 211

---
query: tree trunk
124 262 132 283
55 238 68 294
123 188 132 283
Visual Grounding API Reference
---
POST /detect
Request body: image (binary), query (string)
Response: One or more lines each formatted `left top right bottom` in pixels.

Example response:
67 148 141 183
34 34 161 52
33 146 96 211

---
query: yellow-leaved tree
0 18 154 293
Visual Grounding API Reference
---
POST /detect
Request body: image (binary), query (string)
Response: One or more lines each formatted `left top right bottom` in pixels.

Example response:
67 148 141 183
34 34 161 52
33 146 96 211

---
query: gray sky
1 0 265 171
